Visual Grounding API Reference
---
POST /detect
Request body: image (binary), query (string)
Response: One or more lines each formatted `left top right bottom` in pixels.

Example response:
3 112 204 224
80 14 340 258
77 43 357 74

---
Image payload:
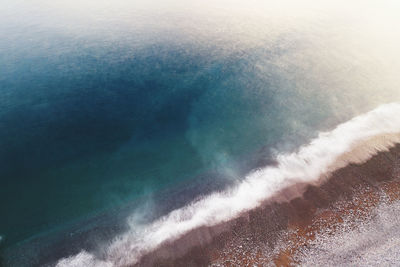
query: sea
1 0 400 266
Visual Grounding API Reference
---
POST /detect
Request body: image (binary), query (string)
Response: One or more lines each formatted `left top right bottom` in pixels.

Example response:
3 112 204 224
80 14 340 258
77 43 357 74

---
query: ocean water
1 0 400 265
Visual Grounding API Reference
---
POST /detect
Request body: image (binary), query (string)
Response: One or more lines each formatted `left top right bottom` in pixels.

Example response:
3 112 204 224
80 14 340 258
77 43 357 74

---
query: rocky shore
136 143 400 266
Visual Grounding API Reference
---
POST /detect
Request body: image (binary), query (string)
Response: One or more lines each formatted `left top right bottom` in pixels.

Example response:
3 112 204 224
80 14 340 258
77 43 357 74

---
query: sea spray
57 102 400 266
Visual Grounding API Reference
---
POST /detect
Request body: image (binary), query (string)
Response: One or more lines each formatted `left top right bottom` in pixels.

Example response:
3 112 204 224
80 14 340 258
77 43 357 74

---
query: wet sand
136 142 400 266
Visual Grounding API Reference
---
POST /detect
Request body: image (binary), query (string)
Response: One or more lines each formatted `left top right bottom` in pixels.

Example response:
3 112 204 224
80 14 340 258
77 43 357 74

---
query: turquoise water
1 0 400 265
0 42 307 248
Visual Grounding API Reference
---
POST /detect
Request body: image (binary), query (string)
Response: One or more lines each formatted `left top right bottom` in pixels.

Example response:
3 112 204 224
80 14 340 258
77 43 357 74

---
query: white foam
56 103 400 267
56 251 112 267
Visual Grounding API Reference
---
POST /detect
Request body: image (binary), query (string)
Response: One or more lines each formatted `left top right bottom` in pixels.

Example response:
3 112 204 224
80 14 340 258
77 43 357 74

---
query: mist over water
1 0 400 265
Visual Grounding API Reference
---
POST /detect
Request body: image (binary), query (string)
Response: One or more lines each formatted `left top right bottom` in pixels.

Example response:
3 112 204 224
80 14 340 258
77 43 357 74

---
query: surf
56 102 400 266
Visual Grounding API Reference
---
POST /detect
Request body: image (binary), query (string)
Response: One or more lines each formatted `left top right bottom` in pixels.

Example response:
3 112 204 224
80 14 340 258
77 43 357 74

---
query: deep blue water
0 40 321 249
0 42 285 247
1 1 400 265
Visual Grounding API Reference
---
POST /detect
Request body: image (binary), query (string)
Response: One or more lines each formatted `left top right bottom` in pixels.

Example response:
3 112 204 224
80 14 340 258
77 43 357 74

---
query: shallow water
1 0 400 265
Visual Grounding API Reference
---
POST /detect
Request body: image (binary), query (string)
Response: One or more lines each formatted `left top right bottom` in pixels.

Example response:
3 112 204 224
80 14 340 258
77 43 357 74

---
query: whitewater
56 102 400 266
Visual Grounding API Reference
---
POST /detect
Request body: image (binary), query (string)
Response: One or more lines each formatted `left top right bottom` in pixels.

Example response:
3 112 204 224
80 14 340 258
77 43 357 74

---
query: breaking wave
57 102 400 267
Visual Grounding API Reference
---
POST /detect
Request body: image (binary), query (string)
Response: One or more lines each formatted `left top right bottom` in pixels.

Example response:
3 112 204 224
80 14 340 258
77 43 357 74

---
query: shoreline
136 141 400 266
0 138 272 267
7 110 399 267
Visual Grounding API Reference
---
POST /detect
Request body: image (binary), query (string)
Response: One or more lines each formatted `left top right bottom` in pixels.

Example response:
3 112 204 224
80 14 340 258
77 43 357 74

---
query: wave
56 103 400 267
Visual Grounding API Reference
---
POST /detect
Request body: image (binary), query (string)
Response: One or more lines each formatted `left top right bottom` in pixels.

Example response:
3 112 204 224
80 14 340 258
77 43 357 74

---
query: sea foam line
57 103 400 267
